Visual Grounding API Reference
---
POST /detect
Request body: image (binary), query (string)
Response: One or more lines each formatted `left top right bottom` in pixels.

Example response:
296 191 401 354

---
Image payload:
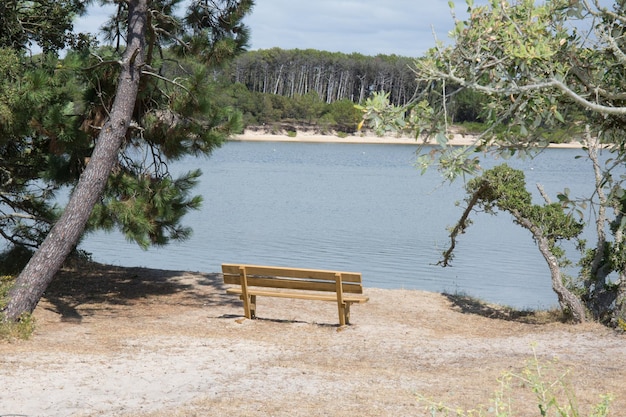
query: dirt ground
1 263 624 417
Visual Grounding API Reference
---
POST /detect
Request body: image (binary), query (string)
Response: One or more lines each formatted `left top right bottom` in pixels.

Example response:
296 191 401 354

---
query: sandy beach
1 263 624 417
232 128 481 146
231 128 584 148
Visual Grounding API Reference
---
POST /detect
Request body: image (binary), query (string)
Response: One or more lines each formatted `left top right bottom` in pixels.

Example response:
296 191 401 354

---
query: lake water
80 140 605 309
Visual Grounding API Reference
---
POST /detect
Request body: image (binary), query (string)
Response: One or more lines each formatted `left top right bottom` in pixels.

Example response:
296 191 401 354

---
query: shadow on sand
43 261 238 322
443 292 566 324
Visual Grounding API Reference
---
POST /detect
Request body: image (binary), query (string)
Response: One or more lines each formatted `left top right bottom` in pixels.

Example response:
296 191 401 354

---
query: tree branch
0 212 40 221
142 70 189 92
438 183 488 267
420 64 626 115
536 183 551 204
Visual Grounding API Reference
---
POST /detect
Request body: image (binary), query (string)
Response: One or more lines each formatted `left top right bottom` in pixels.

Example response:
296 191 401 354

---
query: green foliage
1 0 256 321
358 92 483 179
0 1 254 256
466 165 582 241
0 312 35 340
419 348 613 417
211 80 365 132
466 165 531 212
0 48 20 124
0 48 89 250
230 48 418 106
441 164 583 267
172 0 253 67
0 246 34 276
326 99 362 131
89 169 203 249
451 89 488 124
0 0 90 53
292 91 325 123
439 0 574 133
211 48 434 131
0 275 13 310
356 92 408 135
457 122 487 135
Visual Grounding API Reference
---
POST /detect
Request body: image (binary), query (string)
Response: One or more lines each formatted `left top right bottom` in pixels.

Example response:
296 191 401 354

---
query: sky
74 0 484 58
240 0 473 57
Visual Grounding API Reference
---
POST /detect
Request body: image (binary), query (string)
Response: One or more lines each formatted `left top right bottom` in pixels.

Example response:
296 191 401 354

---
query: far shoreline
231 129 584 149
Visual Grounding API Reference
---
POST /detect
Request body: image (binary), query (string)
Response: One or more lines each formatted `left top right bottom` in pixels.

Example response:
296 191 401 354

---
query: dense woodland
208 48 486 133
230 48 419 106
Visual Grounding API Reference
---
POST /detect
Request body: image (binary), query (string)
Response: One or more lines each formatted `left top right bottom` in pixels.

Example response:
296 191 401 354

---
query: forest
208 47 481 133
231 48 418 105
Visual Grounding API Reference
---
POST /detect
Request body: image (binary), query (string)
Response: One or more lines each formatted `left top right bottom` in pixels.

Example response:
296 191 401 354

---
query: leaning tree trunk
2 0 147 322
513 212 587 323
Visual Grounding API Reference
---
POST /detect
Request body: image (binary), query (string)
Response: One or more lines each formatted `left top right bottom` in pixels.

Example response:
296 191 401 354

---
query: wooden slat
223 274 364 294
226 288 369 303
222 263 362 283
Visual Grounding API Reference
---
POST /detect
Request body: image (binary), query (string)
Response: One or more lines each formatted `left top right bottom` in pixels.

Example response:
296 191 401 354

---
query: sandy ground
1 263 624 417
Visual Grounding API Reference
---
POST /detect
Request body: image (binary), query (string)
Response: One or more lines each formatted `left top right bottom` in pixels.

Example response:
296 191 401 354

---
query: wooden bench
222 263 369 325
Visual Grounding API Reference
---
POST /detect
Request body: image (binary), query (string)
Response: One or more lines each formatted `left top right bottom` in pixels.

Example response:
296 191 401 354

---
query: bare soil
1 263 624 417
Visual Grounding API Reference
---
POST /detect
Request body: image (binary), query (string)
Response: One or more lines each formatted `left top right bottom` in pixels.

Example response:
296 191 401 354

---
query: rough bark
512 211 587 323
2 0 147 322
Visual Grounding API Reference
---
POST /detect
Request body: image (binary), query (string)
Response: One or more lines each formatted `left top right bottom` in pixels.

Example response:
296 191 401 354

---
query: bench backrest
222 263 364 294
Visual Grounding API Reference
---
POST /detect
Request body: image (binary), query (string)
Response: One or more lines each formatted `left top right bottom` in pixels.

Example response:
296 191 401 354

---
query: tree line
229 48 419 106
211 48 489 132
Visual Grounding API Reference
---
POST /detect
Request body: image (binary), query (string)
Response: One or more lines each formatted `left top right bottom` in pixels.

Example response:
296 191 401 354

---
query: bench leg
240 294 257 319
337 302 347 326
249 295 257 319
345 302 351 325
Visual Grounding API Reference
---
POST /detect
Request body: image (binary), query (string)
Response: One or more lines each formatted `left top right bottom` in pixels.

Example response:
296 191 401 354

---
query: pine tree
2 0 254 322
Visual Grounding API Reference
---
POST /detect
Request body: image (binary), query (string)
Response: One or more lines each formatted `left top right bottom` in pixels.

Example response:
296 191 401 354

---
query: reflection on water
80 141 605 309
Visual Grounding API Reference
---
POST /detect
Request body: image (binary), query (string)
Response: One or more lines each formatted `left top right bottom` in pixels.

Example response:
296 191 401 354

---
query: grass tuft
418 346 613 416
0 275 35 340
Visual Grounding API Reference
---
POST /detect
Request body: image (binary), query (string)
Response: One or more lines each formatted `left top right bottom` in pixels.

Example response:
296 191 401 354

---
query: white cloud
243 0 473 57
74 4 117 37
73 1 487 57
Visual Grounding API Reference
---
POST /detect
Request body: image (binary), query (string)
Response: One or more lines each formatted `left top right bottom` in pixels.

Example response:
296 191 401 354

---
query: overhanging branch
438 183 489 267
420 66 626 116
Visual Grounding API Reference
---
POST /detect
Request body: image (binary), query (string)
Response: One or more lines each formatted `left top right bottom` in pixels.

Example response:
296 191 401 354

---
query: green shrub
457 121 487 135
0 313 35 340
0 275 35 340
0 246 33 275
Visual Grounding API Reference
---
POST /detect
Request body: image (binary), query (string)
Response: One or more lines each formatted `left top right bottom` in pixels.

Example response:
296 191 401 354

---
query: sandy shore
231 129 583 148
1 264 623 417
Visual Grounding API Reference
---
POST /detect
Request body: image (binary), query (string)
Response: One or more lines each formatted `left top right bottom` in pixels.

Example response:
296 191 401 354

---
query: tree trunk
513 211 587 323
3 0 147 322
